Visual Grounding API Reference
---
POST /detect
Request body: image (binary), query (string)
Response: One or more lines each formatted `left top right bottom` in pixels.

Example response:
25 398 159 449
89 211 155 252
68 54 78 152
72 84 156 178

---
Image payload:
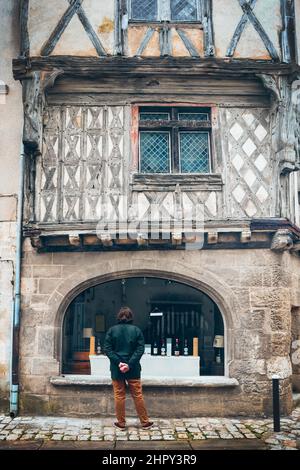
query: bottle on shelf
174 338 180 356
96 339 101 355
161 339 166 356
183 339 189 356
153 340 158 355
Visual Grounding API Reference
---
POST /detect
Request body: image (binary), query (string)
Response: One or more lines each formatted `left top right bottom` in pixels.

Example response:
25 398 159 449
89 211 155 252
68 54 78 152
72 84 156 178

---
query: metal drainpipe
9 142 25 417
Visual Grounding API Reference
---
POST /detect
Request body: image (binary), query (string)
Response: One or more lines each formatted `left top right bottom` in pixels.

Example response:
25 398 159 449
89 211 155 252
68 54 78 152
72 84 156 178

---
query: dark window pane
131 0 158 21
178 112 209 121
171 0 198 21
179 132 209 173
140 132 170 173
140 112 170 121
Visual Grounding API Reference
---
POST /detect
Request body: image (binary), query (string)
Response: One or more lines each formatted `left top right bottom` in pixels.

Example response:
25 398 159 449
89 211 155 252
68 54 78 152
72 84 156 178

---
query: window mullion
172 108 179 173
159 0 170 21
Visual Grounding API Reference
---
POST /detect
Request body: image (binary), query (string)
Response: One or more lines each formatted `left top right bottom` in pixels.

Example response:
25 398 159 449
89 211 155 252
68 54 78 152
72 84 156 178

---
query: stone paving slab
115 440 192 450
190 439 267 450
0 408 299 451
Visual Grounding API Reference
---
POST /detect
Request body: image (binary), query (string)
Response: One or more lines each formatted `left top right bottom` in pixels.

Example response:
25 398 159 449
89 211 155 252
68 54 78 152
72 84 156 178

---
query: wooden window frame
128 0 202 23
135 105 212 175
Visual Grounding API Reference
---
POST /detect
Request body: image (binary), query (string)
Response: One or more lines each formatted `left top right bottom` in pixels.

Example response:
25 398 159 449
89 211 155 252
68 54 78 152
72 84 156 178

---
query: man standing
104 306 153 430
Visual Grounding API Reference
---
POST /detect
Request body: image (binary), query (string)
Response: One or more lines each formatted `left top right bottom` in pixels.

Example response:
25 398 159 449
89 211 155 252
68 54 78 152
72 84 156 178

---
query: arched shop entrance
62 276 225 376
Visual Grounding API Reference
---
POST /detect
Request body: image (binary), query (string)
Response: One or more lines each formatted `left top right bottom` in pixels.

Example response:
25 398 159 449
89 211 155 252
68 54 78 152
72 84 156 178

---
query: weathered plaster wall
0 0 22 412
26 0 284 60
18 243 297 417
28 0 115 56
213 0 282 60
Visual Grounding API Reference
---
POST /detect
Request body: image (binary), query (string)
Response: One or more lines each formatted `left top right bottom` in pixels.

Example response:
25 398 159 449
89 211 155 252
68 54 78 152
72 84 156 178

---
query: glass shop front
62 277 225 377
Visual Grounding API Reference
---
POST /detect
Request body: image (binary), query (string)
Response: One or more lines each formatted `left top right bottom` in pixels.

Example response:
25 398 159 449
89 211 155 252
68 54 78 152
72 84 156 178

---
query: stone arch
49 260 241 377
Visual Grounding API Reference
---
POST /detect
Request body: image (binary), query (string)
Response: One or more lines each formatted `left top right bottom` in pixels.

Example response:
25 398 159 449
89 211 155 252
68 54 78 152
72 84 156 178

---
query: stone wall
0 0 22 412
18 243 299 417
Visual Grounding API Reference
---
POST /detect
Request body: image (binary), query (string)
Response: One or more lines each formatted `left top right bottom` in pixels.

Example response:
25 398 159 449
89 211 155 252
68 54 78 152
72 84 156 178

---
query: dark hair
117 306 133 323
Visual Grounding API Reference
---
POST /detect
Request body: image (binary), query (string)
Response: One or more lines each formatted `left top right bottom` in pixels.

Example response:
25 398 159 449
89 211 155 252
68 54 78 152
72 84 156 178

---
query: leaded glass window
138 107 211 174
131 0 157 21
130 0 201 22
171 0 198 21
140 132 170 173
179 132 210 173
178 112 209 121
140 112 170 121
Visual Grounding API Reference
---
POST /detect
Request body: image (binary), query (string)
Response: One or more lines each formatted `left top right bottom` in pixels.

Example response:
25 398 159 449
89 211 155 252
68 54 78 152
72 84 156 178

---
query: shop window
62 277 224 376
130 0 201 22
138 106 211 173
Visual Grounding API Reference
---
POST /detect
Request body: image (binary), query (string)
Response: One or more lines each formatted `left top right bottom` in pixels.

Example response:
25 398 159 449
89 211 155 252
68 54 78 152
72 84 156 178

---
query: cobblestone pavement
0 408 299 450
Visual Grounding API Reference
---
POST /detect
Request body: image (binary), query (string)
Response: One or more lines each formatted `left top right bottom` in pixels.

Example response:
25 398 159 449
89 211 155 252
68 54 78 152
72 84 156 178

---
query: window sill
131 173 223 192
128 21 203 27
50 375 238 388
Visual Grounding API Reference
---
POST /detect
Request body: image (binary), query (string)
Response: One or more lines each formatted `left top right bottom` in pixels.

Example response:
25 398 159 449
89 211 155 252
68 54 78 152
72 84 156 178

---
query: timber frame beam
12 56 299 82
22 218 300 253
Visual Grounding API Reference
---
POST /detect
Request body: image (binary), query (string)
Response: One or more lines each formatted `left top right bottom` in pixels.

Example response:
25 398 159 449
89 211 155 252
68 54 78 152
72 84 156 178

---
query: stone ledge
50 375 239 388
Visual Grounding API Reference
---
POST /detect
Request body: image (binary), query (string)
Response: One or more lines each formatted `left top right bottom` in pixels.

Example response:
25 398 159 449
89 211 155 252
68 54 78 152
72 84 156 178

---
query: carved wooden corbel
172 231 182 245
257 73 282 104
100 232 113 247
30 235 43 249
207 231 218 244
136 233 148 246
240 230 251 243
22 69 63 155
69 234 81 247
270 229 294 252
258 73 300 175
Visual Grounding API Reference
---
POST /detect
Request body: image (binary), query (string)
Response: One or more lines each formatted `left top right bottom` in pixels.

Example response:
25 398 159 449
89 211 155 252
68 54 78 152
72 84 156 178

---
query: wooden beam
226 0 257 58
202 0 215 57
13 57 296 82
176 28 200 58
74 1 107 57
239 0 279 61
20 0 30 58
136 27 155 56
159 22 172 57
41 0 84 56
22 69 63 153
280 0 292 63
295 0 300 66
139 120 211 129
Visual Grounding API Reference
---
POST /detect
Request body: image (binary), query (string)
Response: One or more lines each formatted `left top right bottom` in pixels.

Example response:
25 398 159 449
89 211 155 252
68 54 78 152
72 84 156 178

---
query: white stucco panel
28 0 115 56
28 0 67 56
213 0 282 60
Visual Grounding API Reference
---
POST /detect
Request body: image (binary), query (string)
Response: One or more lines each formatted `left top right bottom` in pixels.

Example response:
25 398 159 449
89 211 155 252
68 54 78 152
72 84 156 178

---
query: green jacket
104 322 145 380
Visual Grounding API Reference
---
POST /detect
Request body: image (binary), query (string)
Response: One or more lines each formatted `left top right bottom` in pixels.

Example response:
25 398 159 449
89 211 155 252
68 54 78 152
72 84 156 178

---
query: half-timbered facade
1 0 300 417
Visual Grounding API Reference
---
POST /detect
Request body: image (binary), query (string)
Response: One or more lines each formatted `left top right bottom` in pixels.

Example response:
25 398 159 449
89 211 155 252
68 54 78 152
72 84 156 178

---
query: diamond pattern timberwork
222 108 272 218
39 106 125 222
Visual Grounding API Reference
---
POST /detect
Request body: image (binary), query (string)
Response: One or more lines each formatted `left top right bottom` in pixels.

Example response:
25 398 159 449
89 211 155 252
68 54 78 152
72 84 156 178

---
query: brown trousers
112 379 149 426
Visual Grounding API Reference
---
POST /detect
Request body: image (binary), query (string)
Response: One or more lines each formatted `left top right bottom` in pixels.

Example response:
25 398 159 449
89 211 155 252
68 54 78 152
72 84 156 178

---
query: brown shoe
142 421 154 429
114 422 126 431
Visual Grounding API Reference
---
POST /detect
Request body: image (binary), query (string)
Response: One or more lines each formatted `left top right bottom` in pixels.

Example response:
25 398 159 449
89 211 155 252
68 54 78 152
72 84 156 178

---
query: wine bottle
96 339 101 355
183 339 188 356
161 339 166 356
174 338 180 356
153 340 158 355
